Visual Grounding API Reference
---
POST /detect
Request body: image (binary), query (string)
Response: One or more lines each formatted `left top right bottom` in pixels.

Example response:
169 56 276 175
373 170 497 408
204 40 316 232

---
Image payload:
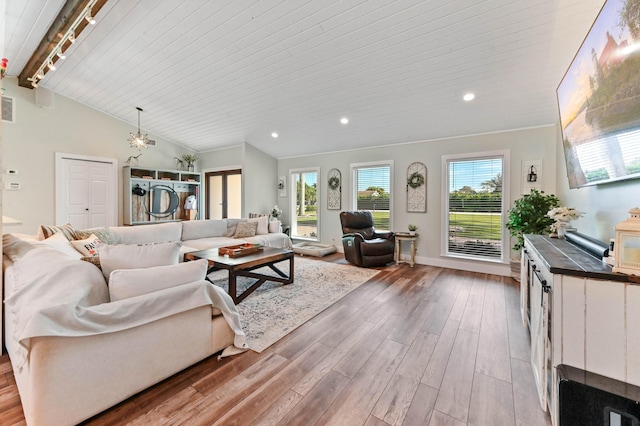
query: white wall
2 77 197 233
278 125 557 275
242 142 278 217
554 123 639 242
199 145 243 170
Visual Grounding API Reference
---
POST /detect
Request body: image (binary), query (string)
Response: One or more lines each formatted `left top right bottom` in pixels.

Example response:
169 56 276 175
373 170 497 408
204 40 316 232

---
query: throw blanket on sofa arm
4 245 248 372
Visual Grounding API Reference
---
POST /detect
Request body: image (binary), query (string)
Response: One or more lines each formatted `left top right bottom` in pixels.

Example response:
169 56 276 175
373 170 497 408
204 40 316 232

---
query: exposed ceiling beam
18 0 109 89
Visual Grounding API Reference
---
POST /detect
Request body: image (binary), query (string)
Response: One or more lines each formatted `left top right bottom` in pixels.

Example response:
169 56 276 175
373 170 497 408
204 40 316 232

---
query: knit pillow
233 221 258 238
76 227 118 245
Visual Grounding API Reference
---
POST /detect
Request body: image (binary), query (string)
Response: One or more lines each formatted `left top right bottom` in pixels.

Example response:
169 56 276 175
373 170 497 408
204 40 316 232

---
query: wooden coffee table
184 247 294 304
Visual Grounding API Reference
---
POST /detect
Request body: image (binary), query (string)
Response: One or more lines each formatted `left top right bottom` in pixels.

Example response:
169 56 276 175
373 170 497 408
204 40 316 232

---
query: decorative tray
218 243 263 258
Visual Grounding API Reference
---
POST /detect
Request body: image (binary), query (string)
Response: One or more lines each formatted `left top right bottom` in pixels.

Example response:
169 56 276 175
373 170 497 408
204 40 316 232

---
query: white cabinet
529 264 549 411
124 166 202 225
521 235 638 426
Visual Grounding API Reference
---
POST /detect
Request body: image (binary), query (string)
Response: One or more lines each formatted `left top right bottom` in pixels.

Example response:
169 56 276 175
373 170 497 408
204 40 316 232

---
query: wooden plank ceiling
4 0 605 158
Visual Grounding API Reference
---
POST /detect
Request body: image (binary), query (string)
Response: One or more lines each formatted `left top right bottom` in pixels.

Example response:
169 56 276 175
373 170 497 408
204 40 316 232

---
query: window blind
447 157 503 260
354 165 391 230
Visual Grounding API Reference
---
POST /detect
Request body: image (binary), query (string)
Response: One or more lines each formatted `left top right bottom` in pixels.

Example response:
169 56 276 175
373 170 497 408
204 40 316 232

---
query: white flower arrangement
547 207 584 235
547 207 583 223
271 204 282 219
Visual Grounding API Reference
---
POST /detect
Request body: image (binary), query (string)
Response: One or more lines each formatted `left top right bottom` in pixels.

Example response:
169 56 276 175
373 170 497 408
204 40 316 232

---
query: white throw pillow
249 216 269 235
97 241 181 282
268 220 281 233
70 233 102 257
108 259 208 302
42 232 83 259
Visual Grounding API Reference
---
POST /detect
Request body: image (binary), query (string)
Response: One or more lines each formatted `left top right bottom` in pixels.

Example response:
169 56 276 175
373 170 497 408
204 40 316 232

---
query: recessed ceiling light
340 117 349 125
271 132 279 138
463 93 475 101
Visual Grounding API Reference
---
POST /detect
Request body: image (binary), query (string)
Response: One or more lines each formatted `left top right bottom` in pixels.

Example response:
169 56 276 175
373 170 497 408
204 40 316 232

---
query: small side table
395 232 418 267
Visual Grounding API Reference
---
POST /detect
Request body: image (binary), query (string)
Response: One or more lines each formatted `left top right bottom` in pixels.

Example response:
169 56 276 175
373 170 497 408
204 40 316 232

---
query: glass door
205 169 241 219
290 170 318 240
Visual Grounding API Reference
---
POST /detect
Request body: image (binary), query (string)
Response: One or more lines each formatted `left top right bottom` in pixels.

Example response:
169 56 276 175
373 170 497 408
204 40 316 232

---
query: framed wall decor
327 168 341 210
278 176 286 197
407 162 426 212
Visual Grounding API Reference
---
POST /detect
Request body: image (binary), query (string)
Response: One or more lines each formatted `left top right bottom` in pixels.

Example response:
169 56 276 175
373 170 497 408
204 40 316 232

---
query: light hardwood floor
0 254 551 425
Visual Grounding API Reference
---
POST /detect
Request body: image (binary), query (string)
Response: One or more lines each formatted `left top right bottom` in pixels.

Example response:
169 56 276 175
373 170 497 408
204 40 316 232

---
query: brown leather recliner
340 211 395 267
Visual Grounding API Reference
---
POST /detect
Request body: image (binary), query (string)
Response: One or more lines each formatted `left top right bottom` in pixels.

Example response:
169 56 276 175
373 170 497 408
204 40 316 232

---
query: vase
557 222 568 239
409 230 416 236
188 164 194 172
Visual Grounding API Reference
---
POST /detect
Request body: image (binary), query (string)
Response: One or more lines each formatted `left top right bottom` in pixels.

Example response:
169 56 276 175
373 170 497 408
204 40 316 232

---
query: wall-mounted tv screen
557 0 640 189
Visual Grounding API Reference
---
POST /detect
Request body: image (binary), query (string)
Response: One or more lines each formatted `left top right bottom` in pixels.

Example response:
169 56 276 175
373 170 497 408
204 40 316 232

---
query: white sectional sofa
2 218 292 426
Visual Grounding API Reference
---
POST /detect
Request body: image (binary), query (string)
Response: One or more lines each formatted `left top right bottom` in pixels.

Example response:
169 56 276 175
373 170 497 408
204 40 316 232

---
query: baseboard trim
414 255 511 277
331 245 510 277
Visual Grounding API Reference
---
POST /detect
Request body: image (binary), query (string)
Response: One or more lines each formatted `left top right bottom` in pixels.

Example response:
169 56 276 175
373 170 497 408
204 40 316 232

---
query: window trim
440 150 510 263
289 167 320 241
350 160 394 231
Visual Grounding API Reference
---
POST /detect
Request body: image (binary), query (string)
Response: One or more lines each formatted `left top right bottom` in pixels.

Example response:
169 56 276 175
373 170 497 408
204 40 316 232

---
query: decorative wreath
328 176 341 190
407 171 425 189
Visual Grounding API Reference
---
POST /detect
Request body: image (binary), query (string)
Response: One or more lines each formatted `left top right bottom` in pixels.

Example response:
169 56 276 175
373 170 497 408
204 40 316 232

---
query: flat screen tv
557 0 640 189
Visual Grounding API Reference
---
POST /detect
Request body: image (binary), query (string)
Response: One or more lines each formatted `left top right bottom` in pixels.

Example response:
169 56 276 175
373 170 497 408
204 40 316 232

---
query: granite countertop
524 234 637 283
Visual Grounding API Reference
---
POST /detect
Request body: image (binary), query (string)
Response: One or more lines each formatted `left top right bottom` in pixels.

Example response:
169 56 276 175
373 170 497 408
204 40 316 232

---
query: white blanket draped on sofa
4 244 247 372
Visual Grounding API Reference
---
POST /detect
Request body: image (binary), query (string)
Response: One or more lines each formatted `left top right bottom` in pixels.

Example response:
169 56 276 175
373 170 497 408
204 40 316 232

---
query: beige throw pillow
108 259 208 302
38 223 79 240
97 241 182 282
233 221 258 238
71 234 102 257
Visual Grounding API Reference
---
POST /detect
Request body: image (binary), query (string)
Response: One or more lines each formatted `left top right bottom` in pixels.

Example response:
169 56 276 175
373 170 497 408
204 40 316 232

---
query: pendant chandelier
128 107 155 150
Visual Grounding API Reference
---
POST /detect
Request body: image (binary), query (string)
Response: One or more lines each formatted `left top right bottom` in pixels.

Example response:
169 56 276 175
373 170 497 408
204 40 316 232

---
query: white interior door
56 154 118 228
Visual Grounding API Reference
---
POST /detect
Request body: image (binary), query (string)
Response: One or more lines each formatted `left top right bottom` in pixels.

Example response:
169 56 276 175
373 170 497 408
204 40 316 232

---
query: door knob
85 208 89 211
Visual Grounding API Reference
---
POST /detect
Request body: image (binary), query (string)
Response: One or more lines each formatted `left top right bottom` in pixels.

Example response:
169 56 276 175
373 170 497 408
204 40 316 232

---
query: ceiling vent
2 95 15 123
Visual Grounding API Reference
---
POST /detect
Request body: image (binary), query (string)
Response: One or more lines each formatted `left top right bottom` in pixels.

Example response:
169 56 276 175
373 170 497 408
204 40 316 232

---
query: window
442 151 509 262
351 162 393 231
290 169 319 240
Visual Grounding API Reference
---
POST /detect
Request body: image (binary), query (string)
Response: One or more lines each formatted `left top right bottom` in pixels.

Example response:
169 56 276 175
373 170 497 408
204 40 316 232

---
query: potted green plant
408 224 418 235
181 153 199 172
506 189 559 251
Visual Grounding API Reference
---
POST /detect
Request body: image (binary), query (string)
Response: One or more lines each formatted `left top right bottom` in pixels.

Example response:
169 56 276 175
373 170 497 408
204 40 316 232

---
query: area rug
207 257 379 352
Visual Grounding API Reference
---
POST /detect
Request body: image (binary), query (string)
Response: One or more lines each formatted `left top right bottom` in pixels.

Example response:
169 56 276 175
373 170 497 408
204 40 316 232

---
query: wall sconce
527 165 538 182
277 180 284 190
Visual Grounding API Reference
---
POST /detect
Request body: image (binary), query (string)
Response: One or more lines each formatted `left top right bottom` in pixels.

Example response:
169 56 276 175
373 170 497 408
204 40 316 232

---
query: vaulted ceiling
4 0 605 158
